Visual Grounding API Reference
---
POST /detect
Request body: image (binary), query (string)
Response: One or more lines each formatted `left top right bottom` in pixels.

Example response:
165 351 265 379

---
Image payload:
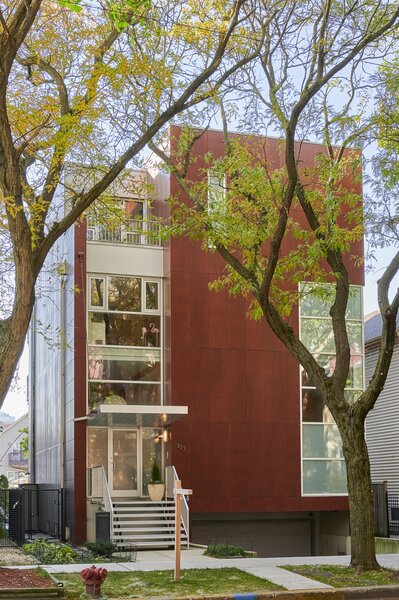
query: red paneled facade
167 128 363 553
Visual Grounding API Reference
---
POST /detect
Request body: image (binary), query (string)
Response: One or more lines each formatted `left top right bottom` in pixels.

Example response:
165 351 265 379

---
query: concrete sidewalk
30 548 399 591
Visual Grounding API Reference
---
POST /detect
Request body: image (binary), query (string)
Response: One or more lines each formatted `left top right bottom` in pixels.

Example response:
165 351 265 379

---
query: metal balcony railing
86 218 162 247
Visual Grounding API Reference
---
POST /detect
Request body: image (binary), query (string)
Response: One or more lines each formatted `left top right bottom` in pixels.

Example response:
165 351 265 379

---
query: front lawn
59 567 284 599
283 564 399 587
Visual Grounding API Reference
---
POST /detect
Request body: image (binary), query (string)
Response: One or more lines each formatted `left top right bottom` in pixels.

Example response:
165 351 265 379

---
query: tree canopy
150 0 399 570
0 0 258 404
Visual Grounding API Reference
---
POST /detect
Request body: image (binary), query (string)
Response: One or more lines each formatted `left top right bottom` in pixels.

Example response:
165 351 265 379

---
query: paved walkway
23 548 399 590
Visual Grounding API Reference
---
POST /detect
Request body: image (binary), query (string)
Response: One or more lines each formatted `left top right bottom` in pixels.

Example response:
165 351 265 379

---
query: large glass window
300 283 363 495
90 382 161 406
88 274 161 411
88 313 161 347
88 348 160 381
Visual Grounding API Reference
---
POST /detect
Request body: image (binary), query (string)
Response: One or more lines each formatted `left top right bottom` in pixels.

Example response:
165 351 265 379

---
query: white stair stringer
111 499 188 549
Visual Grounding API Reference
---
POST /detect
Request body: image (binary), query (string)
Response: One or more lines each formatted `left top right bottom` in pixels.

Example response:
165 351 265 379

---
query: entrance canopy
87 404 188 428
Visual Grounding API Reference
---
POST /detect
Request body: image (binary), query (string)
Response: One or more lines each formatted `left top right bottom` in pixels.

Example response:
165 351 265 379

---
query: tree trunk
0 224 35 407
341 419 379 570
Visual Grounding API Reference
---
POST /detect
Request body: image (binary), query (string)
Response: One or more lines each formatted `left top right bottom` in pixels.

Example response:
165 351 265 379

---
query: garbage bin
95 511 110 542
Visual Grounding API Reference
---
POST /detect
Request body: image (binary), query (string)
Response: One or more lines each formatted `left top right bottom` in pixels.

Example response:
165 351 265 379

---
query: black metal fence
387 492 399 536
0 486 64 547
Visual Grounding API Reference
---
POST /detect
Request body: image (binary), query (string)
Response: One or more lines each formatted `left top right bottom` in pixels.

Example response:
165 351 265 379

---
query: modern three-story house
28 127 364 556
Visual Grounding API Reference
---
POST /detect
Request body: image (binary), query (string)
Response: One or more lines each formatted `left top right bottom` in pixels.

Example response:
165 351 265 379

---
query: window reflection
88 348 160 381
300 284 334 318
302 389 324 422
108 276 141 312
88 313 161 347
89 382 161 410
302 459 347 494
90 278 104 307
302 424 344 458
301 319 335 354
87 428 108 475
300 283 361 321
142 429 162 496
124 200 144 219
146 282 159 311
302 353 363 389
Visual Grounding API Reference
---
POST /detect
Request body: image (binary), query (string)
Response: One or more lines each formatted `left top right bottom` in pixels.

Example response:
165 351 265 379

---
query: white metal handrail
88 466 114 538
86 218 162 246
165 466 190 546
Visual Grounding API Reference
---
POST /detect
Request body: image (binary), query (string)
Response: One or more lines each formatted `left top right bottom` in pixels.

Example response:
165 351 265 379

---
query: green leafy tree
0 0 260 406
18 427 28 459
151 0 399 571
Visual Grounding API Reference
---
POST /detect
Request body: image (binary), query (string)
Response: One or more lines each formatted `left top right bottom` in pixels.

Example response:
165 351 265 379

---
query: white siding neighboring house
365 312 399 493
0 413 28 486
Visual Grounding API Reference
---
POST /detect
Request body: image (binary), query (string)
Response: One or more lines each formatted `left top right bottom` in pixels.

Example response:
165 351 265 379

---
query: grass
59 567 284 599
283 564 399 587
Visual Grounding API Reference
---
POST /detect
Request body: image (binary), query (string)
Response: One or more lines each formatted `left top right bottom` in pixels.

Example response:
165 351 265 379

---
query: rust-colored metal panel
169 127 360 514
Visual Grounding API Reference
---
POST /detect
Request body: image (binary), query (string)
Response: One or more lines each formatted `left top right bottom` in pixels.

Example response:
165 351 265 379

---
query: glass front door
88 427 164 497
110 429 139 497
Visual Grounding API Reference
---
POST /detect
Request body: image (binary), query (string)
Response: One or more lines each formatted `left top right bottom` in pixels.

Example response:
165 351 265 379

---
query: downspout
60 264 67 490
29 308 36 484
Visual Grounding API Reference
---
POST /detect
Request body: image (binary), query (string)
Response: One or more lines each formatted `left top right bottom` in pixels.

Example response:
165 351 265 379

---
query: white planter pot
148 483 165 502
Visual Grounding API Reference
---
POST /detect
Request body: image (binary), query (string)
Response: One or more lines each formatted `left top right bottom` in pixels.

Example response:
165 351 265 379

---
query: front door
110 429 139 497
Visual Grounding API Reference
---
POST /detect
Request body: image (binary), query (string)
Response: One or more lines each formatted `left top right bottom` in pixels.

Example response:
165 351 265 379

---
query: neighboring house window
299 283 363 495
87 274 162 411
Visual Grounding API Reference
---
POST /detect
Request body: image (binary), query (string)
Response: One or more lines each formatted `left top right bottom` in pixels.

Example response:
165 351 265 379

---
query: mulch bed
0 568 53 588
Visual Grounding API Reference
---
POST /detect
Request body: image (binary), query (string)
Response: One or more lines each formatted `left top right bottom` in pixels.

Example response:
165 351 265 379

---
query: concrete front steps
111 499 188 549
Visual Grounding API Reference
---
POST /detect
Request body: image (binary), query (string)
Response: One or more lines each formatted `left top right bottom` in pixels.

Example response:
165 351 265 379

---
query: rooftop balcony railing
86 218 162 247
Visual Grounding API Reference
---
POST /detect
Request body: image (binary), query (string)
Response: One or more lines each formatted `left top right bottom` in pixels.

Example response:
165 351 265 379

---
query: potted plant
147 459 165 501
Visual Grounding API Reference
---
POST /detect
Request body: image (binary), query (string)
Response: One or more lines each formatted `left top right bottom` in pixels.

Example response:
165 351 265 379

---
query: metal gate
0 487 64 546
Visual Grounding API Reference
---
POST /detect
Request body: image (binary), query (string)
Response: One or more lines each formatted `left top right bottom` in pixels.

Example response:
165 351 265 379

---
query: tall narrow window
207 170 226 215
299 283 363 495
145 281 159 311
207 170 226 248
90 277 105 308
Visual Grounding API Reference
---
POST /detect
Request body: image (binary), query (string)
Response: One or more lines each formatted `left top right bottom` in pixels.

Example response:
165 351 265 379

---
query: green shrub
150 459 163 484
23 539 77 564
86 540 117 558
205 543 247 558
